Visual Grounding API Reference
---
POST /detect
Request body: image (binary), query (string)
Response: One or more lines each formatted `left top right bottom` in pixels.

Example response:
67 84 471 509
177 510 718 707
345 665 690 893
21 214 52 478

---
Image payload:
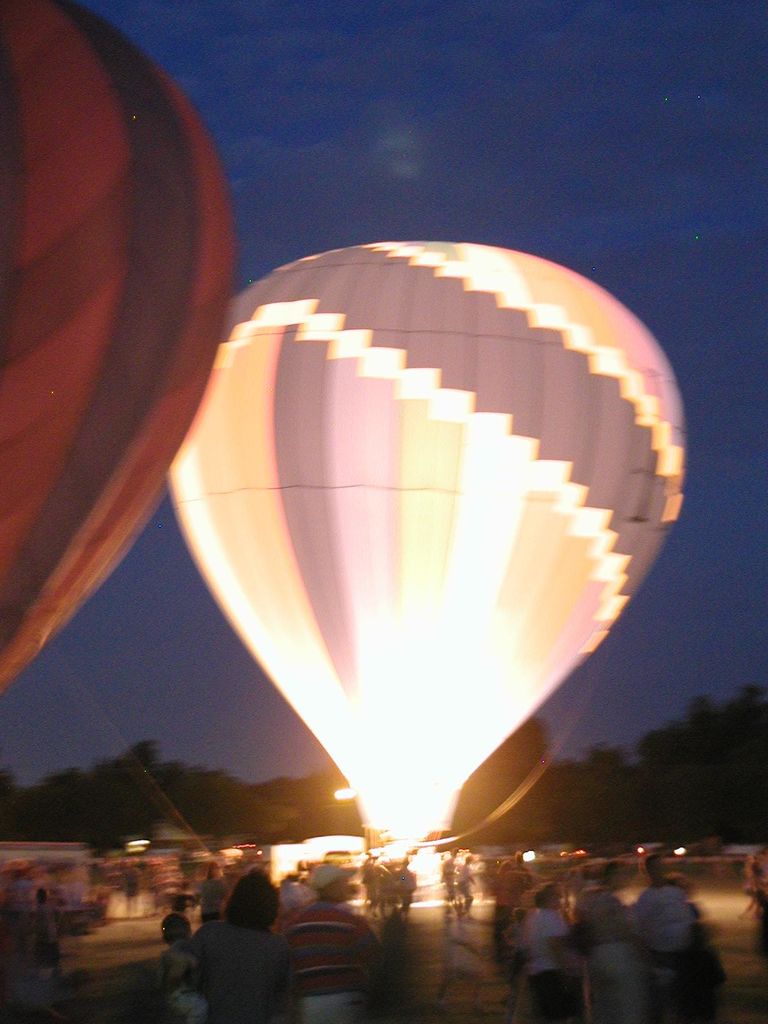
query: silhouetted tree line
0 687 765 852
0 740 353 853
454 685 768 849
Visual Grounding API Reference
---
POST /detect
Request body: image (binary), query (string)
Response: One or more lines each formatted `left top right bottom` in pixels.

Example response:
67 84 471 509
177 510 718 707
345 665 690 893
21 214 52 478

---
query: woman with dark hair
190 870 290 1024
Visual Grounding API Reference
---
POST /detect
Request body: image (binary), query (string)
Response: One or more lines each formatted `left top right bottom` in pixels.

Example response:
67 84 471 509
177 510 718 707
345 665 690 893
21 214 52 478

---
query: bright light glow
251 299 317 327
296 313 346 340
674 847 687 856
219 847 244 860
171 242 685 840
334 787 357 801
662 492 684 523
302 835 365 859
125 839 149 852
522 850 536 863
637 846 645 855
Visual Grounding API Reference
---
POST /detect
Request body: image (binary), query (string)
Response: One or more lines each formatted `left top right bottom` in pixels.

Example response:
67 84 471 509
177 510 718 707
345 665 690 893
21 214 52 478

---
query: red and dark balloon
0 0 234 687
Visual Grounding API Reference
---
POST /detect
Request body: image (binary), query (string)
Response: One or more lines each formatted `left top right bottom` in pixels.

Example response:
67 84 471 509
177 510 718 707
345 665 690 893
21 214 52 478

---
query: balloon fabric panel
171 242 684 836
173 328 358 771
0 0 133 605
0 0 234 687
324 360 400 704
274 330 359 694
1 0 201 642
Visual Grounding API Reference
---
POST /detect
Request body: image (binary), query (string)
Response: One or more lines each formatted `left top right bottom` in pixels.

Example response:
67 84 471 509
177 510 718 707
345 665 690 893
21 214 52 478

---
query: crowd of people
503 854 728 1024
0 846 763 1022
161 862 377 1023
742 846 768 949
359 855 418 918
0 860 101 1017
155 849 736 1024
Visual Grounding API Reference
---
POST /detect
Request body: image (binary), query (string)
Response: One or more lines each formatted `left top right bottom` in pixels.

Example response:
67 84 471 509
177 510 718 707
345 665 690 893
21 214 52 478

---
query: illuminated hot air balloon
171 242 684 838
0 0 234 688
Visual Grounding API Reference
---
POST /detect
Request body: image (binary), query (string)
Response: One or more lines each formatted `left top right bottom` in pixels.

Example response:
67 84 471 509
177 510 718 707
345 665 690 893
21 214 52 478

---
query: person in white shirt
524 883 581 1023
456 855 475 916
633 854 695 1022
575 861 649 1024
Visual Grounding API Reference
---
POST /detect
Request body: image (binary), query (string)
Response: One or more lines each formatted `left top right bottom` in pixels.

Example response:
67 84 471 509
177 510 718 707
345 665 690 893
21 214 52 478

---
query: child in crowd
160 911 207 1024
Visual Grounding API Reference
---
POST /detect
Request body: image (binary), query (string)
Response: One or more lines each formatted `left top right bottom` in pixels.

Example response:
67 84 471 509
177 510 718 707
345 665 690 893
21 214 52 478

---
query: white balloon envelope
170 242 685 839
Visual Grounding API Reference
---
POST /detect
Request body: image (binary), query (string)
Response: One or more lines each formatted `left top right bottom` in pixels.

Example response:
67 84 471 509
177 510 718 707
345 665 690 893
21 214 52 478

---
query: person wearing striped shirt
283 863 380 1023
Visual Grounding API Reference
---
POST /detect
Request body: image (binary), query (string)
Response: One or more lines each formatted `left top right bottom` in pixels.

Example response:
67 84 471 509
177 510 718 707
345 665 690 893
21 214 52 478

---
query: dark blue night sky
1 1 765 786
